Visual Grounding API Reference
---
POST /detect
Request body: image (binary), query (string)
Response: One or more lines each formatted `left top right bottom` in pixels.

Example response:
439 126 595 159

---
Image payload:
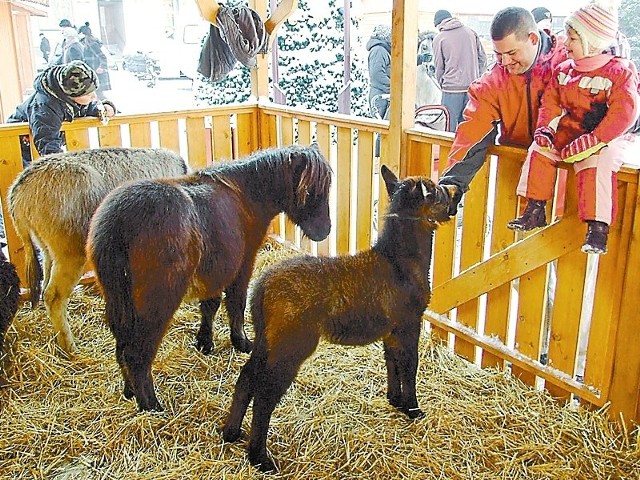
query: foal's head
381 165 452 227
284 144 333 242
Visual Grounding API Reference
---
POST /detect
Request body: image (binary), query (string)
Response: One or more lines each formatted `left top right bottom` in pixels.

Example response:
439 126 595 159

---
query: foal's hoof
222 424 243 443
404 407 425 419
249 452 277 473
196 335 214 355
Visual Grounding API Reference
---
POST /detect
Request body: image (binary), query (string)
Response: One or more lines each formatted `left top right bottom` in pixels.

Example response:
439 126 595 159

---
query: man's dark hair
490 7 537 41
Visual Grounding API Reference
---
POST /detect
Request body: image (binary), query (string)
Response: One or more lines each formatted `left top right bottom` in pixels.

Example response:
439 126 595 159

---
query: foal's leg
222 353 259 442
248 335 319 472
196 296 221 354
383 338 403 409
225 271 254 353
390 320 424 419
42 248 86 354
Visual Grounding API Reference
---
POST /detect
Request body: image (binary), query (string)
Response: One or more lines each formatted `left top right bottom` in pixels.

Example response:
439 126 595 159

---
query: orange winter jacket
447 33 567 164
537 56 639 149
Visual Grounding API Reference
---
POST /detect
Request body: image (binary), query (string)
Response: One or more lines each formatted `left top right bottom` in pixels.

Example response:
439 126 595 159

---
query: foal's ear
381 165 399 197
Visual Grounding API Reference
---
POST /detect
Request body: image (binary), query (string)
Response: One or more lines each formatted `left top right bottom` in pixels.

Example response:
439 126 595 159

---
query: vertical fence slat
482 152 521 369
511 264 547 387
236 112 256 158
212 114 233 161
0 134 26 281
545 248 587 400
97 124 123 147
315 122 331 256
431 145 455 342
64 128 90 151
356 130 374 251
298 119 311 145
129 123 152 147
454 161 490 362
186 116 207 169
584 180 636 399
158 119 180 153
335 126 353 255
280 116 297 245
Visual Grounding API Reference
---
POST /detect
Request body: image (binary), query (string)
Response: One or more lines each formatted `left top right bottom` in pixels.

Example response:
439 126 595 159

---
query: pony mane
197 144 332 209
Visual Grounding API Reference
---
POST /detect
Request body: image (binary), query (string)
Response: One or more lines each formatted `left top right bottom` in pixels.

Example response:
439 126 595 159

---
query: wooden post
388 0 418 178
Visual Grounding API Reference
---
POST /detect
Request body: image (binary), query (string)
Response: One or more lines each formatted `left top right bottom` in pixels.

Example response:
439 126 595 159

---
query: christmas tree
194 0 369 116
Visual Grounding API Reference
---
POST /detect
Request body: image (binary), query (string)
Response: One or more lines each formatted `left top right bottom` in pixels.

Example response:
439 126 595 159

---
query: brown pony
8 147 187 354
87 144 332 412
222 166 453 472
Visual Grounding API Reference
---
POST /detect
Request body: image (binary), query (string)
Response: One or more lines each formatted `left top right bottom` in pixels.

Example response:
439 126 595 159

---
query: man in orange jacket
438 7 567 214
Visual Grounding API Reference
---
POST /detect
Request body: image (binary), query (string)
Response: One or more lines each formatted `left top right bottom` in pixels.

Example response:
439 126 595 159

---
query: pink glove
561 132 600 160
534 126 555 149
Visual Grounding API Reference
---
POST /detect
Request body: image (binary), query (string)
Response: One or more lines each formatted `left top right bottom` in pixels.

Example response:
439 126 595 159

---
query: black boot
507 199 547 231
582 221 609 254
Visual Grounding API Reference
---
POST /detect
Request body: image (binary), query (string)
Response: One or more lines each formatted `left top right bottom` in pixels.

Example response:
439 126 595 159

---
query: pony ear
381 165 399 197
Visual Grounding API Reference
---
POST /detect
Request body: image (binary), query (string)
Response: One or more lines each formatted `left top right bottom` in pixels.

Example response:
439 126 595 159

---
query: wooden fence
0 102 638 428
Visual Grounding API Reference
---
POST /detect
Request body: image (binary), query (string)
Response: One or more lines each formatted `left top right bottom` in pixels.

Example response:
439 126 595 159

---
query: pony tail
24 236 42 307
87 217 135 337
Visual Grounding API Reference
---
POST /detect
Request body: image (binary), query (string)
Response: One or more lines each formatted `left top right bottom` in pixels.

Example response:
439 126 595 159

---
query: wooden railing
0 102 638 428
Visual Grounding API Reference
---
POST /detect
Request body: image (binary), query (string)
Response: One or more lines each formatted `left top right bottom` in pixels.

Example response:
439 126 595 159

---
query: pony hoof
138 399 164 412
232 336 253 354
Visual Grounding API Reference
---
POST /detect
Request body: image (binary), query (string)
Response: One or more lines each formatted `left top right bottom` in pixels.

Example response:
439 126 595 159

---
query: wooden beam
430 214 584 313
388 0 418 178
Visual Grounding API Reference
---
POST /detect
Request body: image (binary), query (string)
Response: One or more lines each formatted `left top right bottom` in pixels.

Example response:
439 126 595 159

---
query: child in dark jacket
7 61 116 166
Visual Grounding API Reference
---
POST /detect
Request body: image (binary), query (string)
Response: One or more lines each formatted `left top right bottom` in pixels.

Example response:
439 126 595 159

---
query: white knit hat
565 3 618 55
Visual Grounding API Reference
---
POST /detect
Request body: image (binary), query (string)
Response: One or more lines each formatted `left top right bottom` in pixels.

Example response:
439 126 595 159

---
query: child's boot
582 221 609 254
507 199 547 231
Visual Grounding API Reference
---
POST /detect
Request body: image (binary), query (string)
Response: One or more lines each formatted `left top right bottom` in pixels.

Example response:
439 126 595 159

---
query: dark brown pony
87 144 332 412
222 166 453 472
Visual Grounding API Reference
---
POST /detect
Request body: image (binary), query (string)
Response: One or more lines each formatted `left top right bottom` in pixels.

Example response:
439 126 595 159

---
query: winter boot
507 199 547 231
582 221 609 254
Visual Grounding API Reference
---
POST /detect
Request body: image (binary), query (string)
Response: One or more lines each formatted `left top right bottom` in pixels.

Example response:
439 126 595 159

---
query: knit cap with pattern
56 61 98 97
565 3 618 55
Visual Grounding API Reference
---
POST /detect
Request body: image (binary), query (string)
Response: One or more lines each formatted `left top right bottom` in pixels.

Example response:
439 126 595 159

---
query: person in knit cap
508 2 640 254
432 9 487 131
7 61 116 165
531 7 552 33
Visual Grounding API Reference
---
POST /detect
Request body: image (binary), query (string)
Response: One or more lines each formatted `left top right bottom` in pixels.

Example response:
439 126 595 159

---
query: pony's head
381 165 453 226
285 143 333 241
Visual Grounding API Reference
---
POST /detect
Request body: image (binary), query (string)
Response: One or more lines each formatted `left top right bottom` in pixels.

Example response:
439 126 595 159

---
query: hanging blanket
198 4 268 82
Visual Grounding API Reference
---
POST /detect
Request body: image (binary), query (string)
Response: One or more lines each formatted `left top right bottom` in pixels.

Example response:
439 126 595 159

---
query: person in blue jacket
7 61 116 166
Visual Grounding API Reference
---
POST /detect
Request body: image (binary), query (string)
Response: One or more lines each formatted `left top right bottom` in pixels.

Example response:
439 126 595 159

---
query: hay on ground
0 241 638 479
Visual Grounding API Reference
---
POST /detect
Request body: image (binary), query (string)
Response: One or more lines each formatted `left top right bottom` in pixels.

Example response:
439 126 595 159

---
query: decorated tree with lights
619 0 640 64
194 0 369 116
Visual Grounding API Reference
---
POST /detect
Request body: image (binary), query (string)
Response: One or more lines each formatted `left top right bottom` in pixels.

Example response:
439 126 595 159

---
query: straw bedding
0 240 638 479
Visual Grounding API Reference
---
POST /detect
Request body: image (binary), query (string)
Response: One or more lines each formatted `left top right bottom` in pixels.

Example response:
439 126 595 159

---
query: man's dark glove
438 184 462 217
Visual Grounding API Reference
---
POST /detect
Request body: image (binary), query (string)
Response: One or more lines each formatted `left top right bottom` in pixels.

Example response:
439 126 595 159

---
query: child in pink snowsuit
508 2 639 254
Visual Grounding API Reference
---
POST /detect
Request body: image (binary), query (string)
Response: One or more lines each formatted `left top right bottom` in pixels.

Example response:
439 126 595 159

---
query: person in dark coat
7 61 116 166
79 22 112 100
39 33 51 62
60 26 84 64
366 24 392 120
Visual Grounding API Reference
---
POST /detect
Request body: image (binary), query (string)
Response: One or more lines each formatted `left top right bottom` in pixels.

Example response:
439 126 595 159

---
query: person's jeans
442 92 469 133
